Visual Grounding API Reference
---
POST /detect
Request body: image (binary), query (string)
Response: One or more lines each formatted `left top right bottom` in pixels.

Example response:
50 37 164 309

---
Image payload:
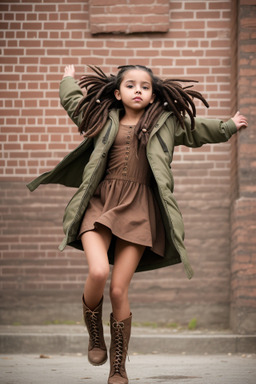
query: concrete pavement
1 324 256 383
0 353 256 384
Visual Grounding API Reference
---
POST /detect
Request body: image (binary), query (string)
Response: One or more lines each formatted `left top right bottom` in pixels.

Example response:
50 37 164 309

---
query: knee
109 285 127 304
89 265 109 284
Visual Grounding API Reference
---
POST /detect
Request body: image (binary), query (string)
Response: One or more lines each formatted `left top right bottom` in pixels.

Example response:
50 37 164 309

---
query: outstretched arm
59 65 84 128
174 111 248 148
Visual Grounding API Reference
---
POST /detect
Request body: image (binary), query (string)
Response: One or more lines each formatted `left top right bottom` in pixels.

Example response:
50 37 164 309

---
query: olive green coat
27 77 237 279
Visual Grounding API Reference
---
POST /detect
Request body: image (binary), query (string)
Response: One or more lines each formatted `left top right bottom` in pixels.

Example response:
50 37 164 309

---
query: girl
27 64 247 384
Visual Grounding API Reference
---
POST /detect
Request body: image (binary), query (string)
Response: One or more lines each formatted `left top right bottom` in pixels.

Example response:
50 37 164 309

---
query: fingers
235 111 248 130
65 64 74 71
63 64 75 78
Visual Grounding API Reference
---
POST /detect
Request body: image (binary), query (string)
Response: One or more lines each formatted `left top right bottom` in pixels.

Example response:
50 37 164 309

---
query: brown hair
75 65 209 146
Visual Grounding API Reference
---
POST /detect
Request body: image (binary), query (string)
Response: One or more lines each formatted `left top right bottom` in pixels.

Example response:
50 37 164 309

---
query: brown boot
108 313 132 384
82 296 107 366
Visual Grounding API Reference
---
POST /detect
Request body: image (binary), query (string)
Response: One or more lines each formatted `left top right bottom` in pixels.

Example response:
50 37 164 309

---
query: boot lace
112 321 128 374
85 310 100 348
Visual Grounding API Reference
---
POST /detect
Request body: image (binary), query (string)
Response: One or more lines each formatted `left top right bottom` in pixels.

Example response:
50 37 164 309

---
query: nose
135 87 141 94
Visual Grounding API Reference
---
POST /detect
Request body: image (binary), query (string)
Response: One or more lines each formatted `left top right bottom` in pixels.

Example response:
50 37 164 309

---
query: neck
120 108 145 125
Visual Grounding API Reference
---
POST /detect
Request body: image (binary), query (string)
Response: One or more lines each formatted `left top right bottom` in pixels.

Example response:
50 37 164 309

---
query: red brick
184 21 205 29
34 4 56 12
171 11 194 19
10 4 33 12
19 40 41 48
22 22 42 30
185 2 206 9
91 0 126 5
44 22 65 30
209 2 230 9
66 22 88 30
197 11 221 19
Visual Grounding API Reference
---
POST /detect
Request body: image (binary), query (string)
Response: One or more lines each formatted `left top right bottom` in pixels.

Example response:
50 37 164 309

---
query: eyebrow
125 80 151 85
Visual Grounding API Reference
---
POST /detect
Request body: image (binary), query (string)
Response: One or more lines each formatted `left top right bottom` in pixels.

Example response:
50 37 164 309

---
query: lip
133 97 142 101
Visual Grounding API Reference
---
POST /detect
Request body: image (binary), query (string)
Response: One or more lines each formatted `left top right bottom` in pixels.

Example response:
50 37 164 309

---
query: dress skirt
79 123 165 258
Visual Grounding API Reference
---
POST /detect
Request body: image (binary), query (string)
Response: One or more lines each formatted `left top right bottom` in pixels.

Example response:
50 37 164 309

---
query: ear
114 89 121 100
149 93 155 104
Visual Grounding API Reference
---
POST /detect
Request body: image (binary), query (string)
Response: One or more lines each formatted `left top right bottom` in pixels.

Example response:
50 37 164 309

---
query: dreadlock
75 65 209 146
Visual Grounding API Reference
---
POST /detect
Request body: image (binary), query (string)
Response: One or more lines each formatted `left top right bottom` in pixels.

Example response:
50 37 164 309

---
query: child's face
114 69 155 113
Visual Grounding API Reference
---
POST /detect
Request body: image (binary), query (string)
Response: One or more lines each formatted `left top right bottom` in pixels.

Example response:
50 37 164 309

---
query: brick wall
0 0 248 329
230 0 256 334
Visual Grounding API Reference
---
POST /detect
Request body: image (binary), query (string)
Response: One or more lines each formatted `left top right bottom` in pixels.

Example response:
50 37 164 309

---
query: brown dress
79 123 165 257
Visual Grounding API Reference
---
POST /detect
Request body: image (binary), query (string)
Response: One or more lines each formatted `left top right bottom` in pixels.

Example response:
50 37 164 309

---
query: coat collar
150 111 173 135
108 109 173 133
109 109 120 128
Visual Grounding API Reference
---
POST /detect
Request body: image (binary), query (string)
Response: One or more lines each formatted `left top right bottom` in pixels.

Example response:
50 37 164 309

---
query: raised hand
63 64 75 78
231 111 248 130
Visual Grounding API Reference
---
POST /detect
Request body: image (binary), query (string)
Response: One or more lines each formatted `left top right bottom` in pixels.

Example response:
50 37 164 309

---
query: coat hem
59 236 182 273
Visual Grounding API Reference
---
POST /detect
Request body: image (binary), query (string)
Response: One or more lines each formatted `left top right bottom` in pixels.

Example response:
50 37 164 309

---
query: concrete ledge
1 325 256 355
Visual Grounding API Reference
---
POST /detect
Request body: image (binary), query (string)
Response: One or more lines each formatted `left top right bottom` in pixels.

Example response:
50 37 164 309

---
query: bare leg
81 224 112 310
110 238 145 321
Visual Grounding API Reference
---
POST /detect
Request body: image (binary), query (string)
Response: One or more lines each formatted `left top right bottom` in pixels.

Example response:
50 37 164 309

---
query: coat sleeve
174 115 237 148
27 78 94 192
59 76 84 128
